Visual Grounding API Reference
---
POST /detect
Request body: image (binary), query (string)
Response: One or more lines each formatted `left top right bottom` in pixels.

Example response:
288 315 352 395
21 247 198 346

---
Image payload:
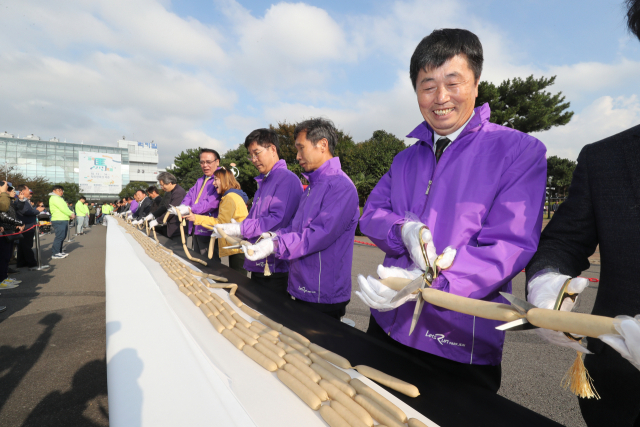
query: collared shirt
432 111 475 154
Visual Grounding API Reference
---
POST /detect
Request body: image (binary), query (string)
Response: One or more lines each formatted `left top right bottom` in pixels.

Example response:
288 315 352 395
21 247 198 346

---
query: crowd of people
122 14 638 425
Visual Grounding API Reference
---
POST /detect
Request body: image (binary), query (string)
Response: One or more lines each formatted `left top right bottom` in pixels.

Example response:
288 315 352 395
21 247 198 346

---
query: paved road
0 226 601 426
0 224 108 427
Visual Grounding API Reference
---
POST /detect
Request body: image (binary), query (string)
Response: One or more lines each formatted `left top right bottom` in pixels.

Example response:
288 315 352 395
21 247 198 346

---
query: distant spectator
13 184 44 269
89 203 96 225
49 185 75 259
75 197 89 235
0 182 24 292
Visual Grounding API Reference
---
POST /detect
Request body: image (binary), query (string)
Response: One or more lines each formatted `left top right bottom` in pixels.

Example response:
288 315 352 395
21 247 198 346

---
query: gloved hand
242 239 275 261
600 315 640 371
401 221 436 271
528 272 591 353
148 219 158 229
169 205 191 216
261 231 277 239
216 223 242 238
126 210 132 216
144 213 154 222
127 214 133 220
356 265 423 312
132 219 142 226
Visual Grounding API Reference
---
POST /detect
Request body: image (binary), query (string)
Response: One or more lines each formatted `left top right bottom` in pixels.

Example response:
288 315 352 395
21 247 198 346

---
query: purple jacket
359 104 546 365
182 174 221 236
130 200 138 214
241 160 303 273
274 157 359 304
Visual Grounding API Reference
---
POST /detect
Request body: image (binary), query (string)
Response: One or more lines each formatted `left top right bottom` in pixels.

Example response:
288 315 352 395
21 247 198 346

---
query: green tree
342 130 407 204
547 155 576 197
270 121 356 182
476 75 573 133
0 164 52 205
119 181 150 199
166 148 202 190
51 182 81 204
219 145 260 200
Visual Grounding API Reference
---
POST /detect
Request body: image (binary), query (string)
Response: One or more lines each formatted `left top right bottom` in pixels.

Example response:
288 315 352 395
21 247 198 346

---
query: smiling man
358 29 547 392
242 119 359 319
215 129 302 294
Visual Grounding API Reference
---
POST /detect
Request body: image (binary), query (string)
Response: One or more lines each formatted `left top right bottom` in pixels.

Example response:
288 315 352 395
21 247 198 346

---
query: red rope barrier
354 239 377 247
0 224 37 237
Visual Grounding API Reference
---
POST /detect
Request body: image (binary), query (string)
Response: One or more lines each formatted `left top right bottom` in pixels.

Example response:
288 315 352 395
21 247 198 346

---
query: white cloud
535 95 640 160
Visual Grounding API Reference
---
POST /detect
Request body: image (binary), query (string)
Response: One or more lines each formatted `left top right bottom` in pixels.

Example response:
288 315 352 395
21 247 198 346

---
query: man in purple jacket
358 29 546 392
173 148 222 256
242 118 360 319
215 129 303 295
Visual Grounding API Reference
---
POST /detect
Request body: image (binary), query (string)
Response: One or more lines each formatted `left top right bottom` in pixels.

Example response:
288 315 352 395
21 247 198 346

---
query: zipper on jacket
317 251 321 303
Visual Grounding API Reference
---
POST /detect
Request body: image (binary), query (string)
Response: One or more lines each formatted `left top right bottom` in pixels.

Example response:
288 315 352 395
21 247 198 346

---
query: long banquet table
105 216 562 427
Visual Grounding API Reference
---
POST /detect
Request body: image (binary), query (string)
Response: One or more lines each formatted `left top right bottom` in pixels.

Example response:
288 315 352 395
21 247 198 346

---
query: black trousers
252 272 289 296
292 298 349 321
16 228 37 268
579 344 640 426
366 315 502 393
0 237 13 282
89 214 95 225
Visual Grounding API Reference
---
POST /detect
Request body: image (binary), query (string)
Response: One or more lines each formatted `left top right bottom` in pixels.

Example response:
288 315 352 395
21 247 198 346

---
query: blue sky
1 0 638 167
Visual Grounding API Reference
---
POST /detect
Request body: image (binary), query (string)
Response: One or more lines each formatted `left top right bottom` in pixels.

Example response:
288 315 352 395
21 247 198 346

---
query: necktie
435 137 451 164
194 177 210 204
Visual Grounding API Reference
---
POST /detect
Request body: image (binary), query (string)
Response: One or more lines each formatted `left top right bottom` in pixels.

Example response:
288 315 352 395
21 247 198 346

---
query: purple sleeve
241 179 302 239
359 167 406 256
275 182 358 260
183 179 221 215
434 139 547 300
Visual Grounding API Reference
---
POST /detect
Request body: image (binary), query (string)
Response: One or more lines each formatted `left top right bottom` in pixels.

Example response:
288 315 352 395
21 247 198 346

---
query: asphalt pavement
0 223 108 427
0 225 601 427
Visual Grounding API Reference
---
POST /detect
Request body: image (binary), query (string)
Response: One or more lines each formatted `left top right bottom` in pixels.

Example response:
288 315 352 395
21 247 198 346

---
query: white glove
127 214 133 220
242 238 275 261
600 315 640 371
132 219 142 226
126 210 132 216
148 219 159 229
401 221 436 271
144 213 154 222
217 223 242 238
528 272 591 353
169 204 191 216
261 231 277 239
356 265 423 312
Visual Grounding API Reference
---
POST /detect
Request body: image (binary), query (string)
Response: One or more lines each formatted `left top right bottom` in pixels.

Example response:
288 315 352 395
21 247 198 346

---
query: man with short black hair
215 129 303 295
147 185 162 213
242 119 359 319
174 148 222 255
131 189 152 223
146 172 187 240
358 28 546 392
49 185 75 259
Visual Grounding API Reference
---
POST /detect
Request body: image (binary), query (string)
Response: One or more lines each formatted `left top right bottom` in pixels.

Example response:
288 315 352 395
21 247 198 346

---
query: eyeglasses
199 160 218 165
247 149 266 161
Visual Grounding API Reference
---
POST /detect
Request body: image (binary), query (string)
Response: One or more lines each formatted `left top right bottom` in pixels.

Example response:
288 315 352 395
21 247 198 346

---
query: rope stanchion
354 239 377 248
30 223 50 271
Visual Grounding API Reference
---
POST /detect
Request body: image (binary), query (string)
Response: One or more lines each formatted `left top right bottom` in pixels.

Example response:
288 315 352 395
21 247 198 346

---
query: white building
117 138 159 185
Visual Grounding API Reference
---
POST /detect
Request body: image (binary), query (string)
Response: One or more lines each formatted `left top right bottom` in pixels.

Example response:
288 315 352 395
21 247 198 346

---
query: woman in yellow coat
183 168 249 275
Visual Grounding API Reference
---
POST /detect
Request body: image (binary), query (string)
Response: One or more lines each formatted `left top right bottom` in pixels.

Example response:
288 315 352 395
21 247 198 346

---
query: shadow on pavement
20 358 108 427
0 313 61 413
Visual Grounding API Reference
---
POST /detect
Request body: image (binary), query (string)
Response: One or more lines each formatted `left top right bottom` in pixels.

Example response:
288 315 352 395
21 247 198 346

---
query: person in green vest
74 197 89 235
49 185 75 260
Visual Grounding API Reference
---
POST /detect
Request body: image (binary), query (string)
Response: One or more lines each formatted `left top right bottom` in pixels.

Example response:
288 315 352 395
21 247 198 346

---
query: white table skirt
104 216 437 427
